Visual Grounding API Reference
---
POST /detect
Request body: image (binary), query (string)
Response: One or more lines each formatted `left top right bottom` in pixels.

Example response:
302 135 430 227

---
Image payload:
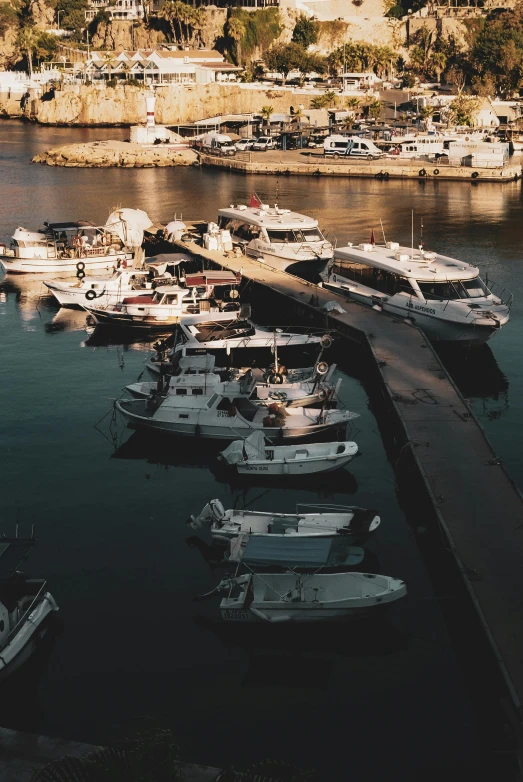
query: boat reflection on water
111 431 359 496
436 343 509 419
193 614 408 689
0 617 62 734
45 308 91 334
85 322 168 349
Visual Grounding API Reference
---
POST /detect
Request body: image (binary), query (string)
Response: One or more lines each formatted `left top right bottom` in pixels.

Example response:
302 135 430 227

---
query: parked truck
201 133 236 156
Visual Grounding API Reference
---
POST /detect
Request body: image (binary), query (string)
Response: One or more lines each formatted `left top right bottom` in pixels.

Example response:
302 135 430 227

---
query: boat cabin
10 221 124 260
217 205 326 247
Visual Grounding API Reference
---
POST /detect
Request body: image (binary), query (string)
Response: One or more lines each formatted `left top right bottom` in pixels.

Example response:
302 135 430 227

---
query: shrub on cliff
0 2 19 37
292 14 319 49
225 8 282 64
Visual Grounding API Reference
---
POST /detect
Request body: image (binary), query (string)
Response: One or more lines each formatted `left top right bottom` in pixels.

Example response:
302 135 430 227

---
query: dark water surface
0 120 522 780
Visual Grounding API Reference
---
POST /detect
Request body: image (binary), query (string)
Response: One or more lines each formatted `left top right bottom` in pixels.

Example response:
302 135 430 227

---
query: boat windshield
267 228 323 244
417 277 490 301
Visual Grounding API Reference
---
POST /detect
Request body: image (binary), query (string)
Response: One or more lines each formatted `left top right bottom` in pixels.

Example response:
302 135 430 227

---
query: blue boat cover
240 535 362 568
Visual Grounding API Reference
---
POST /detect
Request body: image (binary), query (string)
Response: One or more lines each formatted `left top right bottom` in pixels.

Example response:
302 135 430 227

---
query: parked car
307 134 327 148
235 139 254 151
252 136 275 151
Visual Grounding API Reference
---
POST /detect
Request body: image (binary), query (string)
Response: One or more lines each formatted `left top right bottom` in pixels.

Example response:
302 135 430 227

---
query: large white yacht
321 241 511 345
216 202 332 278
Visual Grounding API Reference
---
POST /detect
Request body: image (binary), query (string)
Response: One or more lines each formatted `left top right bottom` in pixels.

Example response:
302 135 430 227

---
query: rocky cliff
24 82 318 126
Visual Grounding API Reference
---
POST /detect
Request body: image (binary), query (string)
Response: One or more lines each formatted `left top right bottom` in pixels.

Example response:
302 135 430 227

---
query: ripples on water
0 120 521 780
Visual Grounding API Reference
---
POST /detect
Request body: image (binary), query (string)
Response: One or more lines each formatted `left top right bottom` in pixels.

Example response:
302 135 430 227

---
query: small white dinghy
190 499 380 545
200 571 406 623
0 533 59 681
220 431 358 475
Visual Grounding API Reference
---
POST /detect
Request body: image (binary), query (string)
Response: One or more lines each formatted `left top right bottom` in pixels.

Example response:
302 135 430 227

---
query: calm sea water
0 120 521 780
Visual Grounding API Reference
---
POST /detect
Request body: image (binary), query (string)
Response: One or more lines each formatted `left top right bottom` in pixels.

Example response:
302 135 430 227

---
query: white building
85 48 241 84
85 0 144 22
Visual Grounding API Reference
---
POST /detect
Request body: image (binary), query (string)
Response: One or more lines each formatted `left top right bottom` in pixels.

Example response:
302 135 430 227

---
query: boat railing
487 280 514 310
296 503 358 514
2 581 47 650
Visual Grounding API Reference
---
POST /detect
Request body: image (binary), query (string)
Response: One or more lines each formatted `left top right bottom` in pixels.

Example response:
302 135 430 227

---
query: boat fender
76 270 86 280
419 168 427 177
85 289 98 301
315 361 329 376
250 607 271 622
76 261 86 272
318 388 328 401
320 334 333 349
433 168 440 176
472 171 479 179
269 373 284 384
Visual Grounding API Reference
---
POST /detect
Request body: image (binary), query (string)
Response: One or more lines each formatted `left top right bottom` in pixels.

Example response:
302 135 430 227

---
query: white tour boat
43 253 195 309
0 534 59 681
321 241 511 344
219 431 358 475
115 384 357 441
126 362 338 409
201 571 407 623
190 499 379 545
0 220 135 275
215 199 333 277
84 270 241 330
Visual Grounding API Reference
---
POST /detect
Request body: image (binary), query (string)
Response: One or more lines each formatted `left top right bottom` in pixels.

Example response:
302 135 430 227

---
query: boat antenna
420 216 424 250
275 179 279 208
411 209 414 260
380 218 386 245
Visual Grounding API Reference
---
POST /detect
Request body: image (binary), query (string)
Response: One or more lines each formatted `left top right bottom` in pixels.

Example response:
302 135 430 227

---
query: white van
323 134 383 159
201 133 236 156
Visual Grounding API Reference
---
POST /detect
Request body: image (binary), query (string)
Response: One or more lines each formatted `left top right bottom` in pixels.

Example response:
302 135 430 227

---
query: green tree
448 94 480 126
227 15 245 66
366 98 382 120
56 0 89 33
159 0 182 44
428 49 447 82
264 42 304 84
291 13 318 48
35 31 58 63
17 25 37 78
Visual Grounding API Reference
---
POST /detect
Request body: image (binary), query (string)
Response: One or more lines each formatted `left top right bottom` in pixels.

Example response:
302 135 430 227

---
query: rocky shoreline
32 139 198 168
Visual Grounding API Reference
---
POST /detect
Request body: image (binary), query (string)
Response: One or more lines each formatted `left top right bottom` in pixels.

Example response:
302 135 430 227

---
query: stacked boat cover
221 431 266 465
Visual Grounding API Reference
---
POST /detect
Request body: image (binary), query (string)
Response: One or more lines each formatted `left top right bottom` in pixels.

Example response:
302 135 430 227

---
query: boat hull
323 280 505 345
0 594 59 683
0 253 133 275
236 452 354 475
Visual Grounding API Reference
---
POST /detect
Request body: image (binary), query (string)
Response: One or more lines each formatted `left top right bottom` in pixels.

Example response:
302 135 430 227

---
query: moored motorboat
114 390 357 441
199 571 407 623
0 533 59 681
320 240 511 345
219 431 357 474
190 499 379 545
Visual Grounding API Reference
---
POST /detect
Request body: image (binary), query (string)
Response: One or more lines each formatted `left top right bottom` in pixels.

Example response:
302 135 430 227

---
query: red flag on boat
249 193 262 208
370 228 376 245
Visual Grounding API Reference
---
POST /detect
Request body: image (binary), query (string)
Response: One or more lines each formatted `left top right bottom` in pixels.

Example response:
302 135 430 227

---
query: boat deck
172 239 523 721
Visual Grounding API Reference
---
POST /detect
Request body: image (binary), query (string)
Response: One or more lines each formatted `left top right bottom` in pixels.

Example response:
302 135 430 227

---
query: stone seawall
23 83 318 126
32 140 198 167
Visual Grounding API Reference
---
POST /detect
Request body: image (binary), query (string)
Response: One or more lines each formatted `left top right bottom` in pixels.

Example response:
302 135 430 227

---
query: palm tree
159 0 181 44
179 3 194 47
17 25 36 78
323 90 338 107
428 50 447 83
260 104 274 131
227 16 245 67
191 6 206 47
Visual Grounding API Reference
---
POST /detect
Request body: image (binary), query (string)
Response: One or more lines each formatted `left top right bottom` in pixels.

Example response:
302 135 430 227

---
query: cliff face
25 83 317 126
90 20 168 51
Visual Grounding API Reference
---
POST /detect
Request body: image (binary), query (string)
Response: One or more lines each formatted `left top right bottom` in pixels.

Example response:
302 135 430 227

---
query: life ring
433 168 440 176
76 270 86 280
471 171 479 179
85 289 98 301
269 373 284 384
419 168 427 177
229 289 239 299
316 361 329 376
76 261 86 271
320 334 333 349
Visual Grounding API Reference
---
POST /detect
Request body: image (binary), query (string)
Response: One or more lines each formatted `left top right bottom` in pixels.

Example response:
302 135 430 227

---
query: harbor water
0 120 522 780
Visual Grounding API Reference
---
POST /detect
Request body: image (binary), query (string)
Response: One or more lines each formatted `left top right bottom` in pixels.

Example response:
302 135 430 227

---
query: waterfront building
85 48 241 84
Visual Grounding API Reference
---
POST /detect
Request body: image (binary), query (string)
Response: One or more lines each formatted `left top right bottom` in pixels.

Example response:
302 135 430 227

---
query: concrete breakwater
32 140 197 168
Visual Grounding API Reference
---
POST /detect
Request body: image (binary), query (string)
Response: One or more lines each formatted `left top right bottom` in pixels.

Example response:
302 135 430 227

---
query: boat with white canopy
0 532 59 681
190 499 379 545
215 198 333 278
219 431 357 474
320 240 512 344
225 533 365 570
0 207 152 274
199 571 407 623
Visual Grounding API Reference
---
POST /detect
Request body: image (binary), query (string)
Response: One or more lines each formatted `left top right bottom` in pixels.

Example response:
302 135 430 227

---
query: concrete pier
173 238 523 723
200 151 522 182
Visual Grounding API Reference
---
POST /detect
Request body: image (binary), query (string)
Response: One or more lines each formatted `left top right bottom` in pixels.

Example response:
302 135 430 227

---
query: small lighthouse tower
146 90 156 142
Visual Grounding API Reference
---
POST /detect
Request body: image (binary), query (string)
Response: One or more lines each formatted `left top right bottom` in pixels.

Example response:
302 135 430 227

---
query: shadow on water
111 430 359 496
436 343 509 420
